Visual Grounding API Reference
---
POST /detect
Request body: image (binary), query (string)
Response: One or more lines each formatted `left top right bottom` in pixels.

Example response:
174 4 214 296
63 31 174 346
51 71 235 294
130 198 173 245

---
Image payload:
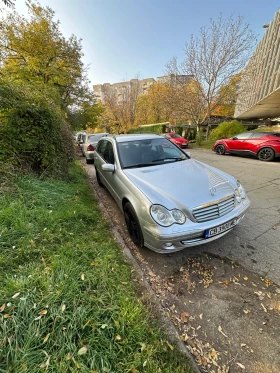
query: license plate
205 218 238 238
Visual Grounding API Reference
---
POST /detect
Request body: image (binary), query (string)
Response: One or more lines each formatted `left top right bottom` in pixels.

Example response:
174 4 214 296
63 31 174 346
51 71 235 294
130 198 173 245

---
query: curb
81 162 201 373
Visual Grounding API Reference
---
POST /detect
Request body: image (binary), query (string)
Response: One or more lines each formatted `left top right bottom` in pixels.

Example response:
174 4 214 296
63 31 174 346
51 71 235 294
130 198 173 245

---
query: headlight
150 205 186 226
235 180 246 203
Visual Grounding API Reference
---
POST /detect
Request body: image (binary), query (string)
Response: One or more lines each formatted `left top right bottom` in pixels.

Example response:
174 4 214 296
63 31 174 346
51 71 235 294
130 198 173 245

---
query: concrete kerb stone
82 163 201 373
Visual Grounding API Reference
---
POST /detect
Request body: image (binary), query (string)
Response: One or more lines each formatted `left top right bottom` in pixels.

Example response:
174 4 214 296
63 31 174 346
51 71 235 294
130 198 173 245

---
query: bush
128 123 167 134
196 130 205 145
0 79 74 178
210 120 246 141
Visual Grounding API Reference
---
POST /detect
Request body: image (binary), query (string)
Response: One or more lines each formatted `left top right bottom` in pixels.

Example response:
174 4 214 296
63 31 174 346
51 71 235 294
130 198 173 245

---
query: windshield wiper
123 163 154 169
152 157 186 163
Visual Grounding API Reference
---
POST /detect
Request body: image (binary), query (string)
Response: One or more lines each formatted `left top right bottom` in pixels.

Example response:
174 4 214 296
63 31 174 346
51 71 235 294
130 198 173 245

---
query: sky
2 0 280 87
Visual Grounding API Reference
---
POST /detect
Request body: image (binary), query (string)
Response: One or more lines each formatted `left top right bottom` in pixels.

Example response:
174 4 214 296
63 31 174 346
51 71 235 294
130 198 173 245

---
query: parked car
162 133 188 148
212 131 280 161
76 131 87 146
94 134 250 253
81 133 109 163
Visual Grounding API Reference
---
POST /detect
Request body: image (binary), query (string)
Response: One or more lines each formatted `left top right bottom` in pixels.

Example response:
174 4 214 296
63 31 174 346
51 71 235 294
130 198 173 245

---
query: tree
101 78 143 133
0 1 93 110
211 73 241 117
167 15 256 138
1 0 14 7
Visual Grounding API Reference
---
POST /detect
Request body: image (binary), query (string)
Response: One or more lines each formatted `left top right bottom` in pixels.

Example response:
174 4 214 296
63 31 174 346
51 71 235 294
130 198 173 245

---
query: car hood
123 159 236 217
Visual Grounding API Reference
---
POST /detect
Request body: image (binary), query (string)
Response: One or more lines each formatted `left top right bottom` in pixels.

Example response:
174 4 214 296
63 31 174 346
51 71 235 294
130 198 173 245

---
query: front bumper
141 198 250 253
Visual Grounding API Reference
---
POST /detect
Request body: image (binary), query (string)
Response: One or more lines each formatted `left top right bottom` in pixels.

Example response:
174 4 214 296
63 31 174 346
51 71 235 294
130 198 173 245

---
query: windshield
88 134 106 142
170 134 181 138
118 138 188 169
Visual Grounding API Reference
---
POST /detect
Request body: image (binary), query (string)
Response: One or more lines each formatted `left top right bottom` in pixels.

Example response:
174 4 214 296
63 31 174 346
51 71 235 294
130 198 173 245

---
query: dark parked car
212 132 280 161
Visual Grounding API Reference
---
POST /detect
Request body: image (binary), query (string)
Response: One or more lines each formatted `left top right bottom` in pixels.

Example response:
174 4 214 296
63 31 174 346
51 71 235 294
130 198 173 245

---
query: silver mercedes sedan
94 134 250 253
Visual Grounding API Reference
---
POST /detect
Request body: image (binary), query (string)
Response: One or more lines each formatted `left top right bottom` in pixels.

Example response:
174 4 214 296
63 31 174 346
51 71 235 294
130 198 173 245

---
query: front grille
192 195 235 222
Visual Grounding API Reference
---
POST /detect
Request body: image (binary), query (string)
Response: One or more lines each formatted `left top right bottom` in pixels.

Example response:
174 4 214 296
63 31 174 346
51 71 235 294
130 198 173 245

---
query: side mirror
102 164 115 172
232 137 238 140
185 152 191 158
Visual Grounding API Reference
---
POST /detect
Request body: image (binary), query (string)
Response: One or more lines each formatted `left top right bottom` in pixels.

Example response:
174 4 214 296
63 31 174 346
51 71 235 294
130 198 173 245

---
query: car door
228 132 252 153
95 139 123 204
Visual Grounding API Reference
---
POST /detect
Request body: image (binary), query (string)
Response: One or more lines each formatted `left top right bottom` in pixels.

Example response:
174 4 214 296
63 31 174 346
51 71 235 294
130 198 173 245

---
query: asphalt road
89 148 280 285
174 148 280 285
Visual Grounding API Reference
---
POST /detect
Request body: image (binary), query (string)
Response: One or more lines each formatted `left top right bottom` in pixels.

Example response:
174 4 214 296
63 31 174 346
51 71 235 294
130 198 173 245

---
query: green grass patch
0 162 193 373
190 140 214 150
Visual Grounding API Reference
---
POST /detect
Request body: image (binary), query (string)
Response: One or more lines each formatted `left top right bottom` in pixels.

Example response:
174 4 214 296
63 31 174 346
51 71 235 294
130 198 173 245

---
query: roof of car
113 134 163 143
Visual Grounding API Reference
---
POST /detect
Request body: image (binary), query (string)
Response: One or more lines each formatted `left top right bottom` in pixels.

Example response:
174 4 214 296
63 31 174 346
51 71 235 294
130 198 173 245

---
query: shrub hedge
0 79 74 178
210 120 246 141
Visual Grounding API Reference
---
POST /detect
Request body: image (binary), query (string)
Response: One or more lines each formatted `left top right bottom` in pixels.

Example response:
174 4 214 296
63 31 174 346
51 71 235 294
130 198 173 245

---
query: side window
103 141 115 164
250 133 264 139
97 140 107 157
235 132 252 140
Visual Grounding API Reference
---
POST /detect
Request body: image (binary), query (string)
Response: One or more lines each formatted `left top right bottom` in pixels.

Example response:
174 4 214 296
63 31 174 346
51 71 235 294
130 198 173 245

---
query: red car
162 133 188 148
212 131 280 161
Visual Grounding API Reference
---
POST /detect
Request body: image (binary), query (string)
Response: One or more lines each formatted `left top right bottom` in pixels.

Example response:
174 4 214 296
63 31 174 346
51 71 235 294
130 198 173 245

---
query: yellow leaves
0 304 5 312
243 309 250 314
115 334 122 341
61 304 66 312
65 352 73 360
12 292 20 299
77 346 88 355
243 276 248 281
236 362 245 369
166 341 174 350
39 309 48 316
81 273 85 281
43 333 50 343
114 320 120 329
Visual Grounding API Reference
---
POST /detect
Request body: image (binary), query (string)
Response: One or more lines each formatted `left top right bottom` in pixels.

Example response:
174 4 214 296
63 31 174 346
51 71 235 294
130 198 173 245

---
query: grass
189 140 214 150
0 163 193 373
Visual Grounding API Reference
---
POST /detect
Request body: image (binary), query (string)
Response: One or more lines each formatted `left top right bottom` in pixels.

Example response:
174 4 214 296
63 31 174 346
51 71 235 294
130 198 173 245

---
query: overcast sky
2 0 280 86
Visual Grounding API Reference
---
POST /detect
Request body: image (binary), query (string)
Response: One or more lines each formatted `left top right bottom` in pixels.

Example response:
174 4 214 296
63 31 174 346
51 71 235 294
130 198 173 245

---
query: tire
257 147 275 162
95 168 104 187
215 144 226 155
124 202 144 247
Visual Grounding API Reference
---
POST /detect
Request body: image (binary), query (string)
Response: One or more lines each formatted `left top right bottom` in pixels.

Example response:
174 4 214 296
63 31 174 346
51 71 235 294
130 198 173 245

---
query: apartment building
93 74 193 103
235 9 280 119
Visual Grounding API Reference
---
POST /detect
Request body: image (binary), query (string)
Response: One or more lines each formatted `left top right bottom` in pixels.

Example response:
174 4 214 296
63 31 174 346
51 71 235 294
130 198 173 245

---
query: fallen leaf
0 304 5 312
218 325 228 338
78 346 88 355
140 342 146 352
143 360 147 367
12 292 20 299
261 303 267 313
43 333 50 343
180 312 190 323
66 352 72 360
114 320 120 329
115 334 122 341
34 315 42 321
61 304 66 312
243 309 250 314
101 324 107 329
236 362 245 369
40 356 50 368
4 314 9 319
243 277 248 281
121 282 128 285
199 313 203 319
81 273 85 281
166 341 174 350
39 310 48 316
